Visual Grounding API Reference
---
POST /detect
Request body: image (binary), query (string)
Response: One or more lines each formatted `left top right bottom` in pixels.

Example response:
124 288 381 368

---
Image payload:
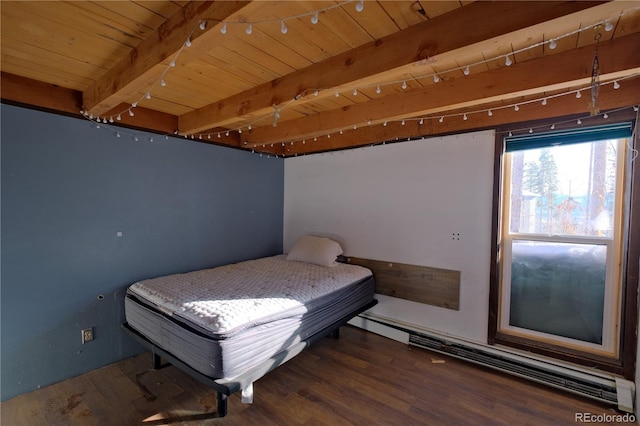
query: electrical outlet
81 327 94 344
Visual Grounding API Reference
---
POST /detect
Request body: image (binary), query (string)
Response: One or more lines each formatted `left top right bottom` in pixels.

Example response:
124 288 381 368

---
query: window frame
499 137 625 356
488 112 639 379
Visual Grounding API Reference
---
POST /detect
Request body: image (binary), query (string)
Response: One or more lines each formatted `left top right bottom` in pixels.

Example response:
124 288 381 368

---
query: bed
122 236 376 418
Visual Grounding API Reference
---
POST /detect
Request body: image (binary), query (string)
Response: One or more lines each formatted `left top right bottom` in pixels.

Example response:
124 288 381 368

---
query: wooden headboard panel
345 257 460 310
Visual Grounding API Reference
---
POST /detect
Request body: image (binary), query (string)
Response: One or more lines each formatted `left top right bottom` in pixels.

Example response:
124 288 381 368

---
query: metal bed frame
122 299 377 419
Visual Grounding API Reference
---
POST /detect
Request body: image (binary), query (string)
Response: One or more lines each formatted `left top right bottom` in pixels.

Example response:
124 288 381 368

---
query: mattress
125 255 375 379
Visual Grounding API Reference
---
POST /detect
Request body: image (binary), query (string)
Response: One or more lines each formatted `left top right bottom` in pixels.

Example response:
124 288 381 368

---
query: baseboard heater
350 315 634 413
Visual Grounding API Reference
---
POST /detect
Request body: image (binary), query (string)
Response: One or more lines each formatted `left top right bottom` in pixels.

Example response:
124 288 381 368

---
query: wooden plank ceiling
2 1 639 157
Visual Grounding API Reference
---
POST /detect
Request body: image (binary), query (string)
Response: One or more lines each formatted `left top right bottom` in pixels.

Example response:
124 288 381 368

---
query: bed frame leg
151 351 172 369
217 392 228 417
152 352 163 369
332 327 340 339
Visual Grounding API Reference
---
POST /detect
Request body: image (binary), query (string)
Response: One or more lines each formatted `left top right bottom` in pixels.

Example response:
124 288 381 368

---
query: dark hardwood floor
1 325 627 425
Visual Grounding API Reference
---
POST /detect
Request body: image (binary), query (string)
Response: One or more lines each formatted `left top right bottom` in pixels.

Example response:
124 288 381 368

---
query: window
490 121 637 374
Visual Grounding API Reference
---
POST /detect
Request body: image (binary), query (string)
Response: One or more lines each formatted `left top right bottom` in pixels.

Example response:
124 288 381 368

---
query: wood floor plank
1 326 627 425
0 389 52 426
71 374 127 425
292 360 422 424
154 363 211 397
46 378 99 426
291 349 414 414
14 383 57 426
84 363 147 424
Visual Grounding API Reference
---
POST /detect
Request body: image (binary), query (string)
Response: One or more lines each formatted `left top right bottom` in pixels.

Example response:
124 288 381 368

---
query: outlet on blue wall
0 104 284 401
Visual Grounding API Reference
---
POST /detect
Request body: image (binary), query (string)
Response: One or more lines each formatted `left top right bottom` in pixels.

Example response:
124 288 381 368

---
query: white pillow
286 235 343 267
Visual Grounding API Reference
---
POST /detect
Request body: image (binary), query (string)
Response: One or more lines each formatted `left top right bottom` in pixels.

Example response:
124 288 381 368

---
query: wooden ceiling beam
1 72 82 115
83 1 251 116
2 72 181 135
242 33 640 146
281 77 640 156
180 1 606 134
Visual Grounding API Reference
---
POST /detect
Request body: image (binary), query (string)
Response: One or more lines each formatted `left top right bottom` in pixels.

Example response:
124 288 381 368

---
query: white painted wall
284 130 496 343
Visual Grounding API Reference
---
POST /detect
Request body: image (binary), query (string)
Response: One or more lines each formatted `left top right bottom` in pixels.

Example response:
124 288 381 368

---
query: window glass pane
509 140 617 237
509 240 605 344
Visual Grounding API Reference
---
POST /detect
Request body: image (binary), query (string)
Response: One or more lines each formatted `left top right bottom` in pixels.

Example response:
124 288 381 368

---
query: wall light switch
116 231 123 237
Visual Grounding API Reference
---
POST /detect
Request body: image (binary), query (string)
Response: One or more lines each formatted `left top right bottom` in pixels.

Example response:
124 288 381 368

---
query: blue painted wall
0 104 284 400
